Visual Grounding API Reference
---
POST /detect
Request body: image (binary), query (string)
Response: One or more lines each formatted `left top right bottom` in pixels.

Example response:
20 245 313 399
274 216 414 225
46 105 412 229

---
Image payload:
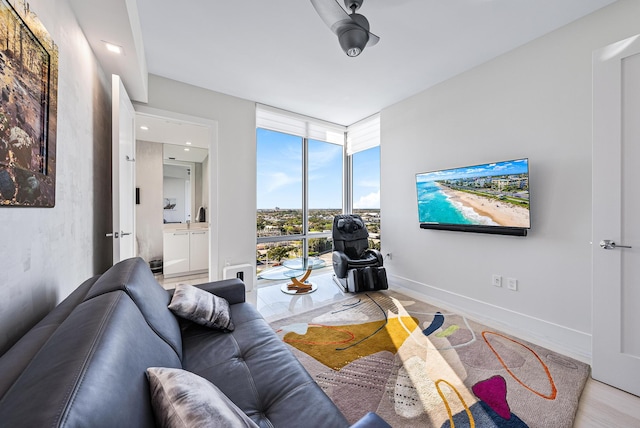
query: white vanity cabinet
188 229 209 271
163 226 209 277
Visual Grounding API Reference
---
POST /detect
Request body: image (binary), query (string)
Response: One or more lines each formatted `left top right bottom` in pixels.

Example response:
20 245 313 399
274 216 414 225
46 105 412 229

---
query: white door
592 34 640 396
110 75 136 263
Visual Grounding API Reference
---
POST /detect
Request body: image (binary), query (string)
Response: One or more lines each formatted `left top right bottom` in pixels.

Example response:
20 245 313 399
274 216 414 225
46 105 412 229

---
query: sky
352 146 380 209
257 129 380 209
416 158 528 183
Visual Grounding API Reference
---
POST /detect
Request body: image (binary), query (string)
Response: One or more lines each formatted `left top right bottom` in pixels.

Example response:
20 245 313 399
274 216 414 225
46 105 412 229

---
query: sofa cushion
85 257 183 360
181 302 349 428
169 283 234 332
0 291 182 428
147 367 258 428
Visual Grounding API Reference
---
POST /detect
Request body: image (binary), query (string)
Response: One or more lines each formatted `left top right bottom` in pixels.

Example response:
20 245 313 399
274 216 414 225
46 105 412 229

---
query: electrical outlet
507 278 518 291
492 274 502 287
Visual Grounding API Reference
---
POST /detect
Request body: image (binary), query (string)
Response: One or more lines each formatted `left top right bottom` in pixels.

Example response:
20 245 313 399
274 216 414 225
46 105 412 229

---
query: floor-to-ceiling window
256 129 304 280
256 107 380 284
256 106 346 282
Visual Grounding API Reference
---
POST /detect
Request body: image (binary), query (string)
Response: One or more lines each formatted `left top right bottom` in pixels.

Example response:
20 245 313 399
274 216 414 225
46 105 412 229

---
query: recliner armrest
365 249 384 265
332 251 349 278
350 412 391 428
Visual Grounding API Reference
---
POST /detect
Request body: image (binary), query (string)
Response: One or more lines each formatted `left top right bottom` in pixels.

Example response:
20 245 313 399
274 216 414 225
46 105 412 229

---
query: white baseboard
388 273 592 365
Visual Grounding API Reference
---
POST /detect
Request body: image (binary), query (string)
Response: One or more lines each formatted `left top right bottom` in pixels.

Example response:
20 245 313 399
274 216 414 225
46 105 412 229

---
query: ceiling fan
310 0 380 57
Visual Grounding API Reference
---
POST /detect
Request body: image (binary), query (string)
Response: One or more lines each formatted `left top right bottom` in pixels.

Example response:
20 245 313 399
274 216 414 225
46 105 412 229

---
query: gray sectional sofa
0 257 388 427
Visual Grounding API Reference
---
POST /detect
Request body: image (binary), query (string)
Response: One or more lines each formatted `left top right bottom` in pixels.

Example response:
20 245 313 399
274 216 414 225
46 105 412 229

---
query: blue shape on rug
441 401 529 428
423 312 444 336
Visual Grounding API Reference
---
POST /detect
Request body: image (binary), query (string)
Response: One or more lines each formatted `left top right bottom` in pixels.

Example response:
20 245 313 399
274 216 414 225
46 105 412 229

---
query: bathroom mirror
163 143 208 224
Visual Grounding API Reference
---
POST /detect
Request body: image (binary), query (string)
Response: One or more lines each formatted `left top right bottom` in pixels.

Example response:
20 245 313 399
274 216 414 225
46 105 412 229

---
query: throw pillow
168 283 235 331
146 367 258 428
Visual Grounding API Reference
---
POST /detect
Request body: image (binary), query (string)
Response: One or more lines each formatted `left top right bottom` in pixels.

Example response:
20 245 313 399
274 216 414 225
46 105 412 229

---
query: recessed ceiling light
139 125 149 131
185 141 192 145
184 148 190 152
103 41 123 55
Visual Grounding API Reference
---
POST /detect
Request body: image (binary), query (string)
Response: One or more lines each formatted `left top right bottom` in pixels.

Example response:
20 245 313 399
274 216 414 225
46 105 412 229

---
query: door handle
599 239 632 250
121 231 132 236
106 232 119 239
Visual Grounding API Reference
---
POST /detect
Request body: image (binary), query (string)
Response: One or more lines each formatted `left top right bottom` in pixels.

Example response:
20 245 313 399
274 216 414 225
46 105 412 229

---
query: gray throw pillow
168 283 235 331
146 367 258 428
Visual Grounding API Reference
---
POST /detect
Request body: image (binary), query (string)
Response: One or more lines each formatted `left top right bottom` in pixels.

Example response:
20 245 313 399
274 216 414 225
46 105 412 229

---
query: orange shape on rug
284 316 419 370
482 331 557 400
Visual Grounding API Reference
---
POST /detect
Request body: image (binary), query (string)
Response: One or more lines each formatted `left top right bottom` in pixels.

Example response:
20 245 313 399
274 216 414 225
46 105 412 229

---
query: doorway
132 106 219 282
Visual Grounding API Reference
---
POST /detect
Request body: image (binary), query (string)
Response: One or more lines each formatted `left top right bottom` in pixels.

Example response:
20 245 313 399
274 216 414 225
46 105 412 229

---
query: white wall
135 140 163 261
0 0 111 353
137 75 257 286
381 0 640 361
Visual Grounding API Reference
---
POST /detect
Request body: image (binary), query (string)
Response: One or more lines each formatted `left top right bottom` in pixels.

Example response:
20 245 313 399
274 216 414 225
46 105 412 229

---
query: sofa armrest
189 278 246 304
350 412 391 428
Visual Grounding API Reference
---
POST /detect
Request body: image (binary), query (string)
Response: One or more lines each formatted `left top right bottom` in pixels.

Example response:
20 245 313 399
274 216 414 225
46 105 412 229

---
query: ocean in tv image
416 159 530 228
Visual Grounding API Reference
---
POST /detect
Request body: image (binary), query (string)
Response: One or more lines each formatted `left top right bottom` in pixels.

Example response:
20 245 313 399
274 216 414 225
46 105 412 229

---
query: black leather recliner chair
332 214 388 292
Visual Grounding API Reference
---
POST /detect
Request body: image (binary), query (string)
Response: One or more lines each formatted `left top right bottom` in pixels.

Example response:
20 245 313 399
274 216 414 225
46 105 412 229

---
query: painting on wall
163 198 177 211
0 0 58 207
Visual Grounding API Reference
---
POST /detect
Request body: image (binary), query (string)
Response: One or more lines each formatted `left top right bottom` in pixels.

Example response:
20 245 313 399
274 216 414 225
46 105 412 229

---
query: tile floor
156 269 348 322
253 271 348 322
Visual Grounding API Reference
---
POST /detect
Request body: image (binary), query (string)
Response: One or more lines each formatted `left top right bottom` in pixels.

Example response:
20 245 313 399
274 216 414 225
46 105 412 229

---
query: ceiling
163 144 208 164
70 0 616 127
136 114 211 149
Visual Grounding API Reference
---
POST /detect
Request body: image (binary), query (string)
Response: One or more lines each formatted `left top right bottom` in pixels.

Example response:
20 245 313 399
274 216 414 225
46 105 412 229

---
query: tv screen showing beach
416 158 530 229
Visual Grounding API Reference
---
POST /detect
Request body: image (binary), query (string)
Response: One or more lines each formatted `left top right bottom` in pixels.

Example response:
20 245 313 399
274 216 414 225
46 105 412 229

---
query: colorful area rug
270 290 590 427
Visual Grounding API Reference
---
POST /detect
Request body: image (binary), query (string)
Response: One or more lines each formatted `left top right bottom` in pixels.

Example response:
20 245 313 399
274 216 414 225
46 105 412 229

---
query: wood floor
574 378 640 427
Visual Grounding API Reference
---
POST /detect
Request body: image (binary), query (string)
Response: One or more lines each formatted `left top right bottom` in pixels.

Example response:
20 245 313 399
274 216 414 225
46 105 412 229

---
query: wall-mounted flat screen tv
416 158 530 236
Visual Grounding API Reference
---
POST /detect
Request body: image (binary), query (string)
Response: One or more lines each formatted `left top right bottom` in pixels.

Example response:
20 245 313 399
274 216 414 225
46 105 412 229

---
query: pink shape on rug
472 375 511 420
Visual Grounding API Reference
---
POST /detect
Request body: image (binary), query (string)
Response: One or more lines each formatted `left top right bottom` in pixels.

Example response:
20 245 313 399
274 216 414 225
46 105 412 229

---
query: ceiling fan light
344 0 363 12
339 26 369 57
347 47 362 57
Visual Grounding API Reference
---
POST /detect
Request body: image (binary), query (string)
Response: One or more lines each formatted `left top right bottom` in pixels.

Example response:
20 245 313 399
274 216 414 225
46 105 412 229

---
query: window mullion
302 137 309 259
344 139 352 214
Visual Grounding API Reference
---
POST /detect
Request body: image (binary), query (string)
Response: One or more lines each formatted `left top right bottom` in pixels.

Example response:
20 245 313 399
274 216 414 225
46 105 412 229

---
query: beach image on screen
416 159 530 228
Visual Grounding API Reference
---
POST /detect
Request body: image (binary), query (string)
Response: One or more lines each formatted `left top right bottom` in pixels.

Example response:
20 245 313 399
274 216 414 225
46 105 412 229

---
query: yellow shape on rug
283 316 419 370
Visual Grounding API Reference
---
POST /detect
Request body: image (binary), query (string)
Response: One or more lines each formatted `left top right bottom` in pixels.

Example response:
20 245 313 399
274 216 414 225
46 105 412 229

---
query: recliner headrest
333 214 369 241
337 217 364 233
